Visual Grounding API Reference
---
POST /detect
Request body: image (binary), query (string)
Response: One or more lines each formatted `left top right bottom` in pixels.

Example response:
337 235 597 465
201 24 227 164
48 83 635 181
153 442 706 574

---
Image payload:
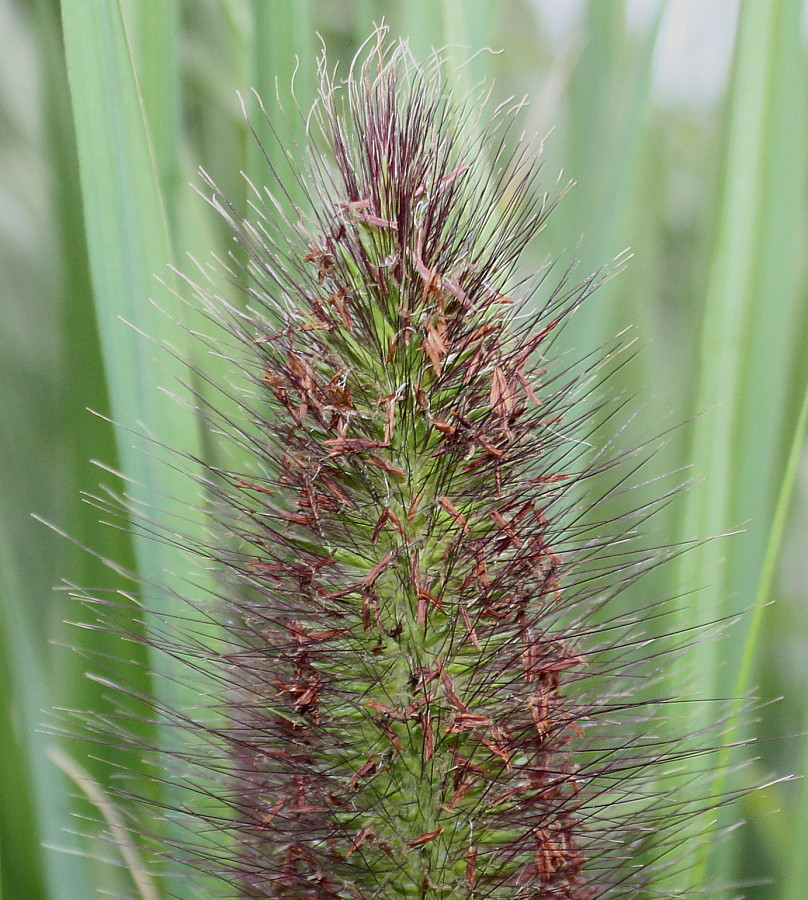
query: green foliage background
0 1 805 898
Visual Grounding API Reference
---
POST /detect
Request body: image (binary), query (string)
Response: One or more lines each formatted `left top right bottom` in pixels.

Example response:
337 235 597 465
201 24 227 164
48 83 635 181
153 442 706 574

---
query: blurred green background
0 0 806 897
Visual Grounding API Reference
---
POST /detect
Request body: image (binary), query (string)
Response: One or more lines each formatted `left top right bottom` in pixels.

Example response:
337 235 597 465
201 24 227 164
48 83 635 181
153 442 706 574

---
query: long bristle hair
70 33 736 900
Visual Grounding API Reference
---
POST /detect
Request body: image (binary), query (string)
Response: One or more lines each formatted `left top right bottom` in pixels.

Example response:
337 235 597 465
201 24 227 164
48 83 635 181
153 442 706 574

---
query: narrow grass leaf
0 526 91 900
249 0 315 212
773 378 808 900
439 0 495 96
29 0 147 785
60 1 217 894
672 0 800 890
728 0 807 671
124 0 182 222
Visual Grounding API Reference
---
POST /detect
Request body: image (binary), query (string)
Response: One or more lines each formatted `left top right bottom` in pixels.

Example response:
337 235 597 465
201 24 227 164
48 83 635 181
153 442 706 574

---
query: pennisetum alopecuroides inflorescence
70 33 740 900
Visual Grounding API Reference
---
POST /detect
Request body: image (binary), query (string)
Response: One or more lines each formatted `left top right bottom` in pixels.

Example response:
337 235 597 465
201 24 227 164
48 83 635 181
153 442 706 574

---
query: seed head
75 33 735 900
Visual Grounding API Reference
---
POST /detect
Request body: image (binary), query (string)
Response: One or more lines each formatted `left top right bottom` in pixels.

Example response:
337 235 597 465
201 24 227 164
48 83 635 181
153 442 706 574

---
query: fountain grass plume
69 33 741 900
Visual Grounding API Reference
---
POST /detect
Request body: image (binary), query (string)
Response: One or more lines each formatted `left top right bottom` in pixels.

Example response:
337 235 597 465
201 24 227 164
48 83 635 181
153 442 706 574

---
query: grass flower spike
80 35 731 900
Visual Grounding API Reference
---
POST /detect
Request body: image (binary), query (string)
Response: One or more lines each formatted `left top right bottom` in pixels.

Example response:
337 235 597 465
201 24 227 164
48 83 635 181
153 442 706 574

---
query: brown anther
407 828 445 848
303 629 344 644
420 709 434 760
446 775 475 810
382 394 397 444
515 369 542 405
366 455 407 478
422 321 447 375
416 591 428 626
357 211 398 229
409 548 421 592
408 245 431 281
475 435 505 457
431 418 456 435
287 620 343 645
323 581 362 600
466 843 478 886
348 755 379 790
415 386 428 409
443 275 473 310
360 592 374 630
419 588 445 613
259 796 286 827
234 478 276 495
421 268 443 302
324 437 388 457
377 719 402 752
325 288 352 329
489 365 508 410
408 489 425 522
346 825 376 858
447 712 493 733
385 506 405 537
491 510 524 547
322 476 351 506
303 244 334 284
412 666 441 689
261 368 282 388
528 692 551 740
439 665 467 712
371 508 390 544
481 724 513 769
438 495 470 533
450 751 487 777
459 603 481 650
335 197 370 213
362 549 395 586
366 699 404 721
474 547 490 587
